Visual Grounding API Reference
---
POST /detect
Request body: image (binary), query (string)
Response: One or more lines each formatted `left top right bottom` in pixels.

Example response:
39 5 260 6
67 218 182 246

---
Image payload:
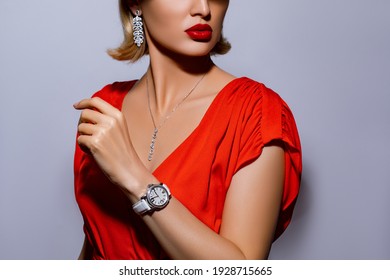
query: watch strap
132 198 151 215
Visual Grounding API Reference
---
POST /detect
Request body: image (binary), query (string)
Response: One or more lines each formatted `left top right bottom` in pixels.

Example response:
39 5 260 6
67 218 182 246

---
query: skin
74 0 285 259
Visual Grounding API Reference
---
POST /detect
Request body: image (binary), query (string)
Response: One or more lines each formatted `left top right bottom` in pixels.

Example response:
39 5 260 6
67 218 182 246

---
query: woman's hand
73 97 151 200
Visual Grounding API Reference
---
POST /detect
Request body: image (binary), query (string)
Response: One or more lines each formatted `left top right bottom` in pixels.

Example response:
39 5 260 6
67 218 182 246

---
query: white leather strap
132 198 151 215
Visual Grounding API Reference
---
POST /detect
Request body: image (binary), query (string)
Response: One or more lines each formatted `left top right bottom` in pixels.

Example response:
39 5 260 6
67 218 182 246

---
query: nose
190 0 211 18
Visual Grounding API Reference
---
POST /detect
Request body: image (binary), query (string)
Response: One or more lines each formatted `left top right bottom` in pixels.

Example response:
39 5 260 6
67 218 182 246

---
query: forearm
128 147 284 260
123 169 271 259
141 198 247 260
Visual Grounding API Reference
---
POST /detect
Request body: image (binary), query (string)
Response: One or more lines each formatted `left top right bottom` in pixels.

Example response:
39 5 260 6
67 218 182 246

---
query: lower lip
186 30 213 41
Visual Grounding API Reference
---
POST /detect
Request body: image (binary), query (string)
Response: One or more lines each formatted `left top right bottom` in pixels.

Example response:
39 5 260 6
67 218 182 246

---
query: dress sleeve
234 84 302 240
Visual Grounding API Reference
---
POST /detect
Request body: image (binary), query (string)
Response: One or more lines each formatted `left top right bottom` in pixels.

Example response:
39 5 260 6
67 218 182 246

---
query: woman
74 0 301 260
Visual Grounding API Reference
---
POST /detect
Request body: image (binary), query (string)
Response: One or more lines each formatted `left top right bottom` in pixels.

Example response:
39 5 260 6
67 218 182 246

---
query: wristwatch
132 183 171 215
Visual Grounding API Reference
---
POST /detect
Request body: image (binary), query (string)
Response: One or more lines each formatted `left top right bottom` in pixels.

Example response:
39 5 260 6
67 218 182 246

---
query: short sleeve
234 83 302 240
263 90 302 240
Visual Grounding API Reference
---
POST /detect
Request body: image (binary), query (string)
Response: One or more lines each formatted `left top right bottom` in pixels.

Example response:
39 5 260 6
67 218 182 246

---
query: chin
151 38 217 58
186 49 213 57
178 41 218 57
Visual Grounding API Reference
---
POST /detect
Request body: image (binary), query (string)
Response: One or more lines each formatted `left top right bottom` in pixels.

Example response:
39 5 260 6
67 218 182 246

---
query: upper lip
185 24 213 32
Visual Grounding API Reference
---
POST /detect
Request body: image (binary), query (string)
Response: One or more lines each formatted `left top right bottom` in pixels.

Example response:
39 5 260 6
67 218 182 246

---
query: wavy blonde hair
108 0 231 62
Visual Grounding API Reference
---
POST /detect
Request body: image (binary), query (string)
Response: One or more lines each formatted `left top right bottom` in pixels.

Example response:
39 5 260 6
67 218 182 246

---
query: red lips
185 24 213 41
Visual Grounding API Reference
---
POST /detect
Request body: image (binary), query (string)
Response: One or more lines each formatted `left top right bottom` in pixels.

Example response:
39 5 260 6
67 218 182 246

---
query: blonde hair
108 0 231 62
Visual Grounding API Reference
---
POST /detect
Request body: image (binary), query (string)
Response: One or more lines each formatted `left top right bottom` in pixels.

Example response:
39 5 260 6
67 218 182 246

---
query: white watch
132 183 171 215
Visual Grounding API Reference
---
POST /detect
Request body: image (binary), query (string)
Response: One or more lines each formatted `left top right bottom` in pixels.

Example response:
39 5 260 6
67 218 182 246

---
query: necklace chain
146 72 206 161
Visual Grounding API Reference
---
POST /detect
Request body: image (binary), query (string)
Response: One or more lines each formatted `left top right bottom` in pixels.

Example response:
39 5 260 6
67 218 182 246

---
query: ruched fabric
74 77 302 259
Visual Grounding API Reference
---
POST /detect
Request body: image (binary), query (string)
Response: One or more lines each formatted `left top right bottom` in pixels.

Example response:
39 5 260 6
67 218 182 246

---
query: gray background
0 0 389 259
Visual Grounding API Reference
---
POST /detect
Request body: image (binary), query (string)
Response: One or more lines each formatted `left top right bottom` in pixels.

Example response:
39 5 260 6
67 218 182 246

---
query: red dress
74 77 302 259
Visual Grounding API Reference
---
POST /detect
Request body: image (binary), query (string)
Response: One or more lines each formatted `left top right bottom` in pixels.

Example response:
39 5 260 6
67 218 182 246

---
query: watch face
147 185 170 208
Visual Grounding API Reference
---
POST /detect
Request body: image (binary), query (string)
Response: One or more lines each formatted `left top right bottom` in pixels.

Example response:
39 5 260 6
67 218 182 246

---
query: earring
133 10 144 48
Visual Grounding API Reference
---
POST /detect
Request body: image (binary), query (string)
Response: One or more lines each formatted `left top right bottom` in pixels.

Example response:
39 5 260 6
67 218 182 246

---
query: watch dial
148 186 169 207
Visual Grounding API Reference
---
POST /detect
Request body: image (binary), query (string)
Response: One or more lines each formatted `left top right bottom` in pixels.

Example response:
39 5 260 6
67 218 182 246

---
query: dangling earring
133 10 144 48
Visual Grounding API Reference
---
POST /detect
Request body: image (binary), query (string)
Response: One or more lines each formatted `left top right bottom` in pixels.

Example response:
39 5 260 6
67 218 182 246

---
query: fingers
76 121 104 154
78 108 105 125
73 97 127 154
77 122 98 136
77 134 97 153
74 97 124 131
74 97 119 117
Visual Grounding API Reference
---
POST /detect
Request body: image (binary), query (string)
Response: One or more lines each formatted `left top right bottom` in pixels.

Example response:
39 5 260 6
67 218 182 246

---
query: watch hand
151 189 158 198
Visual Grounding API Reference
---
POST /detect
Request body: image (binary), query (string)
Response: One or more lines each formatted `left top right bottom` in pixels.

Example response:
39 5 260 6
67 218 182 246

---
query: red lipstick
185 24 213 41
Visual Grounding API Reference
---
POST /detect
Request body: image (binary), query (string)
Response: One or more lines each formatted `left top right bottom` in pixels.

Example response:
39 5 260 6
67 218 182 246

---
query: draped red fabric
74 77 302 259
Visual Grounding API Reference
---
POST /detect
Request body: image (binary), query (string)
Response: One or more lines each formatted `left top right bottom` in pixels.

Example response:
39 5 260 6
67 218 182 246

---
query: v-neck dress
74 77 302 260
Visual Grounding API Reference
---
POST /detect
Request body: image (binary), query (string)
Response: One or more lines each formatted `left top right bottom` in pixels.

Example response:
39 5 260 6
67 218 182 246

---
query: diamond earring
133 10 144 48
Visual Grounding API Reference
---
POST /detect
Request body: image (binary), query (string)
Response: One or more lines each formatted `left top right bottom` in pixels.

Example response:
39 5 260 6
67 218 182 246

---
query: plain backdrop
0 0 389 259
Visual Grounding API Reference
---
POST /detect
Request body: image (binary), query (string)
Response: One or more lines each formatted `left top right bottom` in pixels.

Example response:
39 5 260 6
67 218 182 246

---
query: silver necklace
146 73 206 161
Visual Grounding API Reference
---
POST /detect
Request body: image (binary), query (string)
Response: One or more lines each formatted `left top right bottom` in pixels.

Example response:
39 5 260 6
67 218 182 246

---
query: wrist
122 170 159 203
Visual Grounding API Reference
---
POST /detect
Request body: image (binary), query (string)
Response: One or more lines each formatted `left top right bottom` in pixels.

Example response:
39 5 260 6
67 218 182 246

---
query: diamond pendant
148 128 158 161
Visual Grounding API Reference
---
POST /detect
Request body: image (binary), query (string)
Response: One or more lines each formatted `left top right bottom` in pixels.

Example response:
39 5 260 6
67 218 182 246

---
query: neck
145 49 214 117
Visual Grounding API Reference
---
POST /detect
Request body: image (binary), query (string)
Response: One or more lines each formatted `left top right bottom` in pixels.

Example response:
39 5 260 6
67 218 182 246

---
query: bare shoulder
200 66 237 98
212 66 237 86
